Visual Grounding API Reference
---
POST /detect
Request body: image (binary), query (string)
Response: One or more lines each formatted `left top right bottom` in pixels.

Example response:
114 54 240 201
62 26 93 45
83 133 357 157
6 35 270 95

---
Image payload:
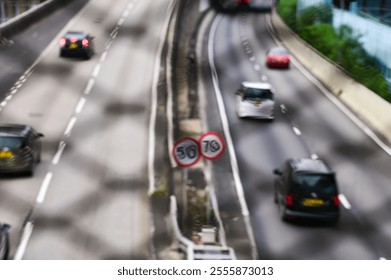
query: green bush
277 0 298 32
299 24 339 61
297 4 333 30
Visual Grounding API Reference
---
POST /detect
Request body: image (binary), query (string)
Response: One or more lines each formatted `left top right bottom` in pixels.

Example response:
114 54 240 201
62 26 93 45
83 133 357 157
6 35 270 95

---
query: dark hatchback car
0 223 10 260
59 31 95 59
273 158 340 224
0 124 44 176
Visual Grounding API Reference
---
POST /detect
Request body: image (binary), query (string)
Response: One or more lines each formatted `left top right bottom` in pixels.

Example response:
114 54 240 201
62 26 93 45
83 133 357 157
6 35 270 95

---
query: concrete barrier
0 0 74 38
270 9 391 144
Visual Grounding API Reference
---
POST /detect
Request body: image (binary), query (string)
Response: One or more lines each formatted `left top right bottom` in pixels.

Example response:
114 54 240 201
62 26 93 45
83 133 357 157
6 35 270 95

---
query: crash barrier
270 9 391 144
0 0 74 37
169 195 236 260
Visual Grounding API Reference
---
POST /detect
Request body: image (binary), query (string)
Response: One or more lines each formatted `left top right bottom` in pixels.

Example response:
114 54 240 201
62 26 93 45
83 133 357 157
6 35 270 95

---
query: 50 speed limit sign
199 132 226 160
173 137 201 168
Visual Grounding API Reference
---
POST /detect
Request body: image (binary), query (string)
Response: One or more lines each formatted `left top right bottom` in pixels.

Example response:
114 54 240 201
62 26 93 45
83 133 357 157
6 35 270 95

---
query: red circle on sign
172 137 201 168
199 132 226 160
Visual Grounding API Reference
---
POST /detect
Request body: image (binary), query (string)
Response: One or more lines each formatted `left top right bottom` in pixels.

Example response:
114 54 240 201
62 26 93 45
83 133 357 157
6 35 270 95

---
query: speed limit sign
173 137 201 168
199 132 226 160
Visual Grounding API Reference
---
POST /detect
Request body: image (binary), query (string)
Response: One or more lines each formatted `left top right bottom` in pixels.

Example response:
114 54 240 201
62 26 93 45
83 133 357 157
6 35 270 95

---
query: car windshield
0 136 24 149
293 173 338 195
243 87 273 100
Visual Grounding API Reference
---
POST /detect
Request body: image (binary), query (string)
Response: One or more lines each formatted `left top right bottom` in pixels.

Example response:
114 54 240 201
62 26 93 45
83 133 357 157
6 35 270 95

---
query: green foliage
297 4 333 30
151 187 169 198
299 24 339 61
277 0 298 32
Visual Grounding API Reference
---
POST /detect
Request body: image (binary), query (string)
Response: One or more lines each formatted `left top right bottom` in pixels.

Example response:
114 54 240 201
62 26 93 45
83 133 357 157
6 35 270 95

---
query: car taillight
69 37 78 43
59 37 66 46
82 39 89 47
334 196 340 207
286 194 294 206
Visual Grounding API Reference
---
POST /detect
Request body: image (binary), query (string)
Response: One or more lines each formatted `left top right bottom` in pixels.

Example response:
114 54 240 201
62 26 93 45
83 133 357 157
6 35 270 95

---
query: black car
59 31 95 59
0 124 44 176
273 158 340 224
0 223 10 260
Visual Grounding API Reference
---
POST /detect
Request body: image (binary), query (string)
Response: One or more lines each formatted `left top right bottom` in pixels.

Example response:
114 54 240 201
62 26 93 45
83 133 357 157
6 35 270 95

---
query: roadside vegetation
277 0 391 102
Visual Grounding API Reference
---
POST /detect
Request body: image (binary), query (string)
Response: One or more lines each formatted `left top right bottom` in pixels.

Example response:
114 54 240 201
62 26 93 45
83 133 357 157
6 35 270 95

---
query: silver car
235 82 275 120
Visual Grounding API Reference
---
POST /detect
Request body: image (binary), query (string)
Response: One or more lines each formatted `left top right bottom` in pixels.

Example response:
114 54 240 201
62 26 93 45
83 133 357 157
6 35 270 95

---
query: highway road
197 7 391 259
0 0 173 259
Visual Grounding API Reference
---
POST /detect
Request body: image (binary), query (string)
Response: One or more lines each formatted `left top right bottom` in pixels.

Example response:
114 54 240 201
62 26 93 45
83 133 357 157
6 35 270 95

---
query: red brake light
59 37 66 46
286 194 293 206
82 39 89 47
69 37 78 43
334 196 340 207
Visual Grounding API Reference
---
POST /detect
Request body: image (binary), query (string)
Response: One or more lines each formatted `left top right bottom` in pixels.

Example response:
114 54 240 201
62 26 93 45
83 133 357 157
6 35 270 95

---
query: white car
235 81 275 120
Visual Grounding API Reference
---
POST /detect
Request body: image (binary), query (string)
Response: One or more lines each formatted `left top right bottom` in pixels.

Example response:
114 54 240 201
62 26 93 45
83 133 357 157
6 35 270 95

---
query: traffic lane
0 0 89 101
210 13 378 258
0 0 136 259
248 12 391 258
196 14 257 259
23 0 171 259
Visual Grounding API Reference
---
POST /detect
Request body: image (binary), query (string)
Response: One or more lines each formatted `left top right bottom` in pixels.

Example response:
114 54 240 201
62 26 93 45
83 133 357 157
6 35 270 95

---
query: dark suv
273 158 340 224
0 124 44 176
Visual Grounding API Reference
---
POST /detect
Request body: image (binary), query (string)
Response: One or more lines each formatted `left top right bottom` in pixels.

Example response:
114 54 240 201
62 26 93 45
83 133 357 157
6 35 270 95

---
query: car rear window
292 173 338 195
271 48 288 55
0 136 24 149
243 88 273 100
65 32 85 39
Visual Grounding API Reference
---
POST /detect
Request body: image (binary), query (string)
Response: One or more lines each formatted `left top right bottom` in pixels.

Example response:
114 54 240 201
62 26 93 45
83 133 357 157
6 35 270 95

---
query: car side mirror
38 133 44 137
273 169 282 175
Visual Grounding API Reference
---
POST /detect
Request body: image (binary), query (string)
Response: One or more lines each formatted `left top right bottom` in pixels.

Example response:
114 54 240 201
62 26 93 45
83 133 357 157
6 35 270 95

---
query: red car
266 47 290 69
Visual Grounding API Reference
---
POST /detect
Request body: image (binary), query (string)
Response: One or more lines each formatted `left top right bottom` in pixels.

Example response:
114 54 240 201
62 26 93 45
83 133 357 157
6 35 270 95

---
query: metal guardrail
169 195 236 260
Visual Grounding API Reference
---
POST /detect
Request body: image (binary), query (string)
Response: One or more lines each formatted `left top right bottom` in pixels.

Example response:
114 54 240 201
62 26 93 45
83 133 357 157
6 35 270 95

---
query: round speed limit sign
199 132 226 160
173 137 201 168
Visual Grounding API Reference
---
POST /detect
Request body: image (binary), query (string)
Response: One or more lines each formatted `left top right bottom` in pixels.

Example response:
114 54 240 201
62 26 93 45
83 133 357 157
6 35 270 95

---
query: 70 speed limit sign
199 132 225 160
173 132 226 168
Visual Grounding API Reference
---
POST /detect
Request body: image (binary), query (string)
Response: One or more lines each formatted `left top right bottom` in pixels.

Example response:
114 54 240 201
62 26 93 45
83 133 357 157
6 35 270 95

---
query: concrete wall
271 8 391 143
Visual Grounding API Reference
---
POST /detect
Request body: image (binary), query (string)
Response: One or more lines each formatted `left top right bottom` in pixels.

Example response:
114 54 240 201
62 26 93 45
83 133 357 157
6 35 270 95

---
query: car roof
0 124 31 137
290 158 332 174
241 81 272 90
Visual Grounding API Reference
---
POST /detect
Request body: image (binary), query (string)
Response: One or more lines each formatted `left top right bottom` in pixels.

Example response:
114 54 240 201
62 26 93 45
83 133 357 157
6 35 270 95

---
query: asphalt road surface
198 9 391 259
0 0 173 259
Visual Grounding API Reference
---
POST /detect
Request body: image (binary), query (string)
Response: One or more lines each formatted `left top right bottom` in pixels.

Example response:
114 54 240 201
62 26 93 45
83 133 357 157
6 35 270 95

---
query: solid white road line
209 14 258 259
14 221 34 260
